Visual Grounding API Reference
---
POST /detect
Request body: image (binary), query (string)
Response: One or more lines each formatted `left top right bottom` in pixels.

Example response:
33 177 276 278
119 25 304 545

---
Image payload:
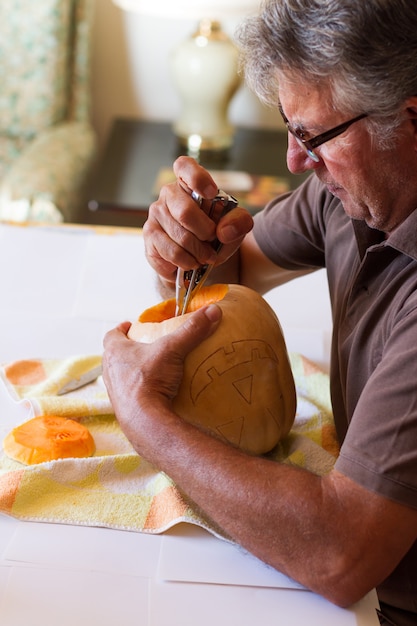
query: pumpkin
3 415 95 465
128 284 296 455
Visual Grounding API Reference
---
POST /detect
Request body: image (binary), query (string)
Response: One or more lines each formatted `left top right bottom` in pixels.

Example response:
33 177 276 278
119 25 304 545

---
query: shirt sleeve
336 297 417 509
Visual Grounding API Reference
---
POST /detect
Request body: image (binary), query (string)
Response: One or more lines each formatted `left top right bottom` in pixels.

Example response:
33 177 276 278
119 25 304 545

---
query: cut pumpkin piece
3 415 95 465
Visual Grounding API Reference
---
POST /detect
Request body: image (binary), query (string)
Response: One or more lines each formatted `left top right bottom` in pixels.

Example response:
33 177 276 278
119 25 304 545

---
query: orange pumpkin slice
3 415 95 465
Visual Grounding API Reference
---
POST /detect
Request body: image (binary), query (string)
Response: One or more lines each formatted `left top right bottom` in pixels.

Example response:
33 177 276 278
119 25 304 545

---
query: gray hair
235 0 417 143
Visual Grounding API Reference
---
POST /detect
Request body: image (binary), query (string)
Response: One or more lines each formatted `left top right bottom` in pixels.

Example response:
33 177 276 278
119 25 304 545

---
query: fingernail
204 304 221 322
221 223 240 241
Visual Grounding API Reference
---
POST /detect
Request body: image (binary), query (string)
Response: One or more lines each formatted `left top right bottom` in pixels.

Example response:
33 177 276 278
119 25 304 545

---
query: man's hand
143 156 254 290
102 304 222 446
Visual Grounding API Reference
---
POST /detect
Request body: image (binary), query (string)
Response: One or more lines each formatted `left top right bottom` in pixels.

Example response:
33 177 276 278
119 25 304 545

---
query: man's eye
296 129 308 140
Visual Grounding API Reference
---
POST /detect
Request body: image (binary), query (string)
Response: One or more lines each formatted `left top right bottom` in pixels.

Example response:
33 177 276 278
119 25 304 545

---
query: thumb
171 304 222 357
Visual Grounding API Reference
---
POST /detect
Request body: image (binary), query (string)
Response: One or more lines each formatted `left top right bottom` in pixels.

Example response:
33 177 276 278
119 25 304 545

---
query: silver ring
191 190 204 207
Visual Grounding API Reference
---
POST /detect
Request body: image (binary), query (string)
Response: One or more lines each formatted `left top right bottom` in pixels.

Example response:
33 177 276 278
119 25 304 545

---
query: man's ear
405 97 417 127
404 97 417 149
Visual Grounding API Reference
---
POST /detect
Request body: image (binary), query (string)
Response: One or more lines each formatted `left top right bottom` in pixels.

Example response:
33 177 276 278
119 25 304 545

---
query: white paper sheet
156 526 379 625
151 579 362 626
0 565 11 611
0 513 20 555
0 566 149 626
157 525 304 590
4 521 162 578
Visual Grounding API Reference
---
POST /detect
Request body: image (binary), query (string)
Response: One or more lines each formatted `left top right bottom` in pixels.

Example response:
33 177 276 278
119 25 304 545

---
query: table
0 223 379 625
86 119 308 228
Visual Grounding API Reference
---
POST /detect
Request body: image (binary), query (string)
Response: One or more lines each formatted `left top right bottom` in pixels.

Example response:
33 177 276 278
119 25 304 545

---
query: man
102 1 417 624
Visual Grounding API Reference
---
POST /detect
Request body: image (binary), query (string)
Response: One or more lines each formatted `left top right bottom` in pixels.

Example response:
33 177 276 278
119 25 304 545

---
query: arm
103 313 417 608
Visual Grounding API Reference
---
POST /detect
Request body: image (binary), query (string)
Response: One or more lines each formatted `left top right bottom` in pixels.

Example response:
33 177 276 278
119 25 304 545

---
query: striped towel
0 353 338 538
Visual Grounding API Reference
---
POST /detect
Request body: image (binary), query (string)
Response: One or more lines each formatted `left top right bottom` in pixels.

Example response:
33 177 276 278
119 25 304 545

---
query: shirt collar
351 219 385 260
352 209 417 262
386 208 417 261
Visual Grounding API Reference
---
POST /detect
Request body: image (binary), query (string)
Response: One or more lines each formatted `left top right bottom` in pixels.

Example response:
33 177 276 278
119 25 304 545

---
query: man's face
278 75 417 233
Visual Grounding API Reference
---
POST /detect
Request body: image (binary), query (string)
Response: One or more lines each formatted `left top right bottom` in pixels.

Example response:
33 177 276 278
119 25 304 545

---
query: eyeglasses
278 104 368 162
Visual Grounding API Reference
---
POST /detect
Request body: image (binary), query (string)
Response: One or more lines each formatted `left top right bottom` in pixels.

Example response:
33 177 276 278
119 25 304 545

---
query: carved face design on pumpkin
182 339 288 452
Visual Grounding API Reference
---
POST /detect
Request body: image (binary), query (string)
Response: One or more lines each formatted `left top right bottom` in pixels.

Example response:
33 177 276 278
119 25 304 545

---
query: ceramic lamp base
170 19 241 156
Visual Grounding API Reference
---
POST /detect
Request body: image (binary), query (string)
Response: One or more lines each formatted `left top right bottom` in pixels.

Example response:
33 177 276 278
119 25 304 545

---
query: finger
173 157 254 248
166 304 222 358
173 156 218 199
151 182 210 237
102 322 135 395
103 321 132 351
145 184 219 274
144 187 199 279
144 214 217 279
216 207 254 246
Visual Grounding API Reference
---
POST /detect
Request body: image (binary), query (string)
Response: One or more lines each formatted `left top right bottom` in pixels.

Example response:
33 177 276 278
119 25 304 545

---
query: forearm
118 399 375 607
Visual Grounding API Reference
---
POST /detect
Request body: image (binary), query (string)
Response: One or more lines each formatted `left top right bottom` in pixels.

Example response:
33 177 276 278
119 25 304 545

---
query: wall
90 0 282 149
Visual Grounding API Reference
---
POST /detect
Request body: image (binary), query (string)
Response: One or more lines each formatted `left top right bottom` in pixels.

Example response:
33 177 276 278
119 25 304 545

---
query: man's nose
286 135 321 174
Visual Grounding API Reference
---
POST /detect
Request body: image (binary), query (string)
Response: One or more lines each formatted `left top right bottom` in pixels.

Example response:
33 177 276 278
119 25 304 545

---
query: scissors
175 188 238 316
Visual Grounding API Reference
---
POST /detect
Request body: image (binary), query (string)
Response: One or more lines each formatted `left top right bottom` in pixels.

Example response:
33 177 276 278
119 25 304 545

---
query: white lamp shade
113 0 261 21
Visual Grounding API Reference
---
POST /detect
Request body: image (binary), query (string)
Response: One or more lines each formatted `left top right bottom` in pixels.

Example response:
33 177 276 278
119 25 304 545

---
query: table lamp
113 0 261 156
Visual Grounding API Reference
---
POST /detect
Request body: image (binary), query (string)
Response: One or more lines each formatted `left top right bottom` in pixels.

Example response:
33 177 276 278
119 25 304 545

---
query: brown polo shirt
253 174 417 622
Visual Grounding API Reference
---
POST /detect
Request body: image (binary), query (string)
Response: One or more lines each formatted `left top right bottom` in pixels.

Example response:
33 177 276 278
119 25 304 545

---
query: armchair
0 0 97 223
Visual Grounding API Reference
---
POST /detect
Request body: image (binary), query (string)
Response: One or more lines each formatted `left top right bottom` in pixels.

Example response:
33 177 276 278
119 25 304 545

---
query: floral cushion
0 121 96 223
0 136 29 181
0 0 96 223
0 0 72 139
